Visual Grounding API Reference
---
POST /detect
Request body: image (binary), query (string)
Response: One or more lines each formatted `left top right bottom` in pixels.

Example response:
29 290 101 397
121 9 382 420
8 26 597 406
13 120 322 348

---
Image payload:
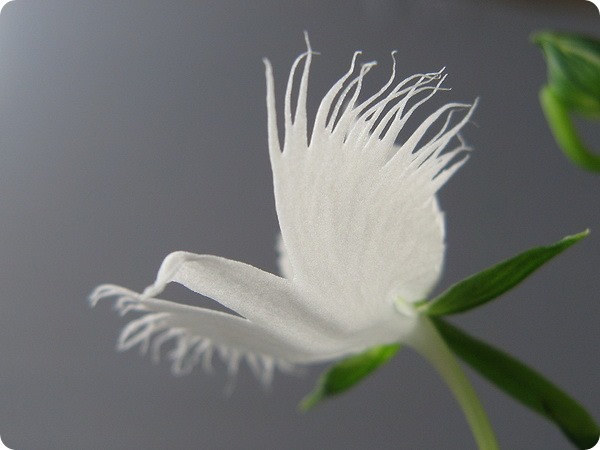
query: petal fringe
90 284 296 387
267 39 476 310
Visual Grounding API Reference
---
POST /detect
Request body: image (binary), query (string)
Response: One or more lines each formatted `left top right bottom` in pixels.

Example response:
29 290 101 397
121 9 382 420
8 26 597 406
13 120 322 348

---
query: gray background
0 1 598 449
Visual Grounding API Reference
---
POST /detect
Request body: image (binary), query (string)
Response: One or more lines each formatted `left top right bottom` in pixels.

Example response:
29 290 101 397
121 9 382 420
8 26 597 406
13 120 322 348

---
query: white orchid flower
91 36 499 449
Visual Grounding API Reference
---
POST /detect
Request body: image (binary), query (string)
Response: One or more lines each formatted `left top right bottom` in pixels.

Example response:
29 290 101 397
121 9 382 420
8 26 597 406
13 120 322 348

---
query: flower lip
268 38 476 312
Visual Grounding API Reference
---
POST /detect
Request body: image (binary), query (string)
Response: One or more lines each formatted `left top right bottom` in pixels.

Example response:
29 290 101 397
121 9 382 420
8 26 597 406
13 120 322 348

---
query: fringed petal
90 284 305 385
268 42 475 312
149 252 394 350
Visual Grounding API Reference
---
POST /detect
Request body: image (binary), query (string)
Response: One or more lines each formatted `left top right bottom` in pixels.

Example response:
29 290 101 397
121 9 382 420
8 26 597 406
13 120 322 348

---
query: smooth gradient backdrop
0 1 598 449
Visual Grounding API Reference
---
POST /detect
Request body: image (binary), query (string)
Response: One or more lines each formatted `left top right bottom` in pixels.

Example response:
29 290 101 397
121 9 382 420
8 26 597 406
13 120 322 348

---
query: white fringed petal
266 37 474 311
90 285 298 384
137 252 395 345
91 250 415 370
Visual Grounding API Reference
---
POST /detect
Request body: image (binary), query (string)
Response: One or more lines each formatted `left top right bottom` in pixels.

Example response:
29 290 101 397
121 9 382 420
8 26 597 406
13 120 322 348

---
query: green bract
422 230 589 316
533 31 600 172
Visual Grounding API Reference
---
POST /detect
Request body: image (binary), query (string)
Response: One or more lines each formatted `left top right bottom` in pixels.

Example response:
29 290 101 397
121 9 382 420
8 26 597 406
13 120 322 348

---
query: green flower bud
533 31 600 117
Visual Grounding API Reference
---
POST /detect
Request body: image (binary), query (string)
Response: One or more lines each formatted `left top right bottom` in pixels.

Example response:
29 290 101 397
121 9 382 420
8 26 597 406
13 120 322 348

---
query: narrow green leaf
433 318 599 449
300 343 401 411
423 230 589 316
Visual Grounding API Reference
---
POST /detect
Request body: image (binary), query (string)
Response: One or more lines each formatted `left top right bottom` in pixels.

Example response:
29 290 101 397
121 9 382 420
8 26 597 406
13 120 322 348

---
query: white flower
90 35 476 387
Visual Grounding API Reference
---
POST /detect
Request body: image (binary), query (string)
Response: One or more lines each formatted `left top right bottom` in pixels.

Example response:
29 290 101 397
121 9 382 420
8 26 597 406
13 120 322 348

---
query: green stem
408 317 499 450
540 85 600 172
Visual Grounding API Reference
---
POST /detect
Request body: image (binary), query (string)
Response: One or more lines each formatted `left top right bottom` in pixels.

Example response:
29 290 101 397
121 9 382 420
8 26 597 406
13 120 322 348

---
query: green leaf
533 31 600 116
433 318 600 449
300 343 401 411
422 230 588 316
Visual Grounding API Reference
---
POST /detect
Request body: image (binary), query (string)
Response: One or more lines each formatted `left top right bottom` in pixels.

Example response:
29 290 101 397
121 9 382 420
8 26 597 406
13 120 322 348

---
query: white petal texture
91 36 476 382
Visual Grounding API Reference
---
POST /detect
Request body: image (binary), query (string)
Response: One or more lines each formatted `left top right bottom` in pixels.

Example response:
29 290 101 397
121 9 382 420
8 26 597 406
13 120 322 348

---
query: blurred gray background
0 1 598 449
